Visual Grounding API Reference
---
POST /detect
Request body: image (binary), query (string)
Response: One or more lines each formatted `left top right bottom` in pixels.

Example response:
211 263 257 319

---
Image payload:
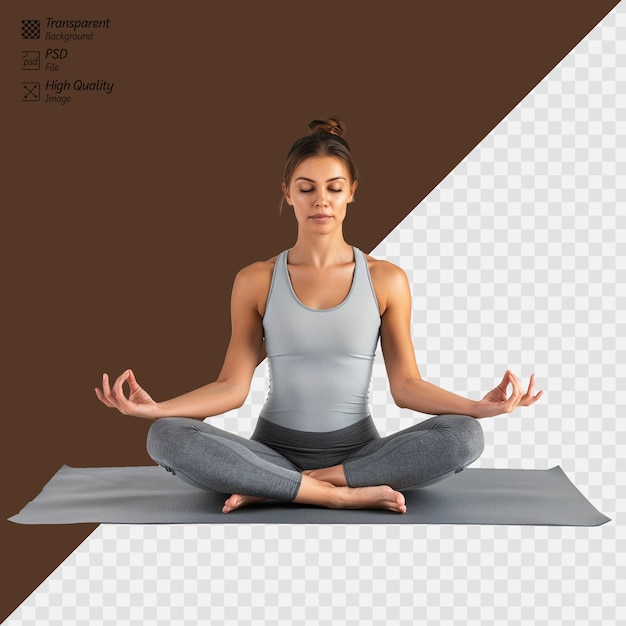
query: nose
314 190 329 207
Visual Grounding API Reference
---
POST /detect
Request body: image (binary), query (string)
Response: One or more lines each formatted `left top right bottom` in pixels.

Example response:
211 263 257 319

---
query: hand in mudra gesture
95 369 160 420
475 371 543 418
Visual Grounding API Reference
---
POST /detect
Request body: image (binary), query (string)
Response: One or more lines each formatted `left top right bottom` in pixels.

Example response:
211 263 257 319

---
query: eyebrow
295 176 346 183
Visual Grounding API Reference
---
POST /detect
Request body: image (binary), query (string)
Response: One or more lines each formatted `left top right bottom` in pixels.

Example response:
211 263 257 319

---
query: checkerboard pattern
21 20 40 39
6 5 624 625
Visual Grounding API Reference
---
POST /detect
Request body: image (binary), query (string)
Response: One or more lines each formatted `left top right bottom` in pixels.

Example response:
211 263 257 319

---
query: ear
349 180 358 203
281 182 293 206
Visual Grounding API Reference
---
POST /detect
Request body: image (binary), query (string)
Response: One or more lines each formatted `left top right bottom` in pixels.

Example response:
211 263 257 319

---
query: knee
457 415 484 461
146 417 195 463
439 414 485 462
462 415 484 459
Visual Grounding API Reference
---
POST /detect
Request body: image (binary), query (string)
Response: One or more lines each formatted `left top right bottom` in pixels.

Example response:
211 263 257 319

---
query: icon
22 82 40 101
21 50 40 70
22 20 40 39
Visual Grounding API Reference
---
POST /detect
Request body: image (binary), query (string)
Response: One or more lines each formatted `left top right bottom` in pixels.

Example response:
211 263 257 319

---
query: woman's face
282 156 358 233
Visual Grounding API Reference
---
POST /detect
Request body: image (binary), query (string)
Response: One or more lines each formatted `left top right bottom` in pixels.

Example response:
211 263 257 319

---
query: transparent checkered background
6 5 624 625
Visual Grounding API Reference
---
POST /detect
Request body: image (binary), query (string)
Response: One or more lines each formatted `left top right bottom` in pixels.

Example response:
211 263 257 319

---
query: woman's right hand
95 369 161 420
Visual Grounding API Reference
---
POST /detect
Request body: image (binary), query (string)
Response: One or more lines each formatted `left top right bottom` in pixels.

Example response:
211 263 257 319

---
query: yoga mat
9 465 610 527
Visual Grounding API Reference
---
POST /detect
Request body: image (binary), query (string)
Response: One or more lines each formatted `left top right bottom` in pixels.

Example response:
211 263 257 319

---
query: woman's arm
95 262 270 420
372 259 542 419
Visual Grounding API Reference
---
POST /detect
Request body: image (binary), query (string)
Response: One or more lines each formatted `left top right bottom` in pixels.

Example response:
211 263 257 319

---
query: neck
289 231 353 268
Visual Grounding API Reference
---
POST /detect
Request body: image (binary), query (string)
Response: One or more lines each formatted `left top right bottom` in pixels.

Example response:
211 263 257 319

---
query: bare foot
222 494 266 513
332 485 407 513
302 465 348 486
222 478 407 514
294 475 407 513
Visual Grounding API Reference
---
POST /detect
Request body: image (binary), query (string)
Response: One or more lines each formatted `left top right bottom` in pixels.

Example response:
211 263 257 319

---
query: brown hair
280 116 358 213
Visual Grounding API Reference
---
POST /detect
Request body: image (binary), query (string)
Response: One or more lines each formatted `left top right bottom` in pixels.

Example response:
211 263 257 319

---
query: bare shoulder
233 255 279 316
364 254 411 315
365 254 408 282
235 255 278 284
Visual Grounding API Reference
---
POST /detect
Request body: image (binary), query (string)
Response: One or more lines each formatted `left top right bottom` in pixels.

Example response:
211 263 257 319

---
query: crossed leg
147 418 406 513
225 415 483 512
308 414 485 491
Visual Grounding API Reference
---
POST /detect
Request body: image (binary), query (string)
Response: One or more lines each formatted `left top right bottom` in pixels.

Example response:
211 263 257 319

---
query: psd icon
22 51 40 70
22 20 40 39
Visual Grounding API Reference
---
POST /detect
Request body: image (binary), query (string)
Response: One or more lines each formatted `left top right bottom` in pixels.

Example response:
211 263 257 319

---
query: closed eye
298 187 343 193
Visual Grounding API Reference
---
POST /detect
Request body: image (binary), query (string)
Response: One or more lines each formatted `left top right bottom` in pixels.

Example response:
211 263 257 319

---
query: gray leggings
146 414 484 502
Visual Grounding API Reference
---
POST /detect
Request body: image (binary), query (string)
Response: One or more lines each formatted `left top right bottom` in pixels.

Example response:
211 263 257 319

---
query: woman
96 117 542 514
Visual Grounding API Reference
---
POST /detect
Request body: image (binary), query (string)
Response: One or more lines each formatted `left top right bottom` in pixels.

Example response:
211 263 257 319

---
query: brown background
1 0 619 620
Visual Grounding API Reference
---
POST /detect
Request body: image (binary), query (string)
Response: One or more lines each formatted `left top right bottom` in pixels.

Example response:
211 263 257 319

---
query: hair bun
308 116 346 138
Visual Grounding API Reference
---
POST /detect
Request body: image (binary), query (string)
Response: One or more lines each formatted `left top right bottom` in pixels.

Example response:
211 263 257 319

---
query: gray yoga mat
9 464 610 526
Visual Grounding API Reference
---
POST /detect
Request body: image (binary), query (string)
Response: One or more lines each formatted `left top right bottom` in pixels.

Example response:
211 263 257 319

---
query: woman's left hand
475 371 543 418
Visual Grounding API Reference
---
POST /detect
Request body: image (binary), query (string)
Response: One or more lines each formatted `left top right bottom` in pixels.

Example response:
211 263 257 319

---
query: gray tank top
259 247 381 432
